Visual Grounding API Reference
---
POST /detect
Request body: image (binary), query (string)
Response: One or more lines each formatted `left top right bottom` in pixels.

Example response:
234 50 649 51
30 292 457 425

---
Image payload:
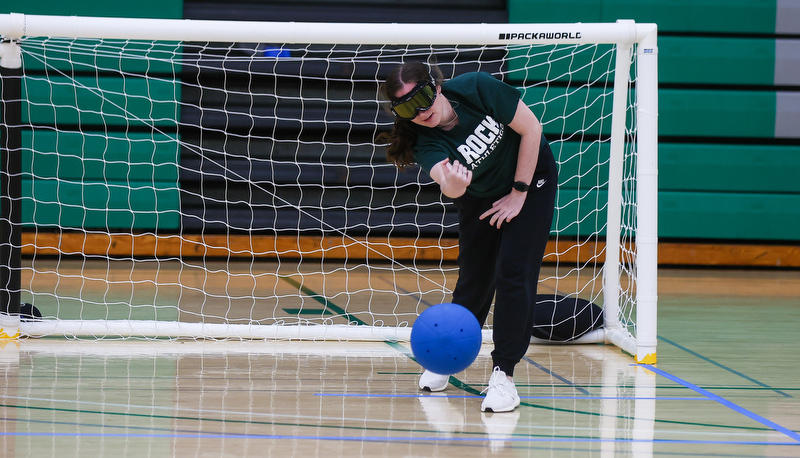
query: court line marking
0 396 428 428
4 403 764 444
9 274 795 448
523 356 592 395
283 277 800 444
290 279 789 438
314 393 708 401
1 431 799 447
638 364 800 443
659 335 792 398
280 276 367 325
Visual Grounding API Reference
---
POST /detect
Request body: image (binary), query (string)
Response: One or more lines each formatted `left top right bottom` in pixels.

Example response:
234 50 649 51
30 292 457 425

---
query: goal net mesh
9 33 638 344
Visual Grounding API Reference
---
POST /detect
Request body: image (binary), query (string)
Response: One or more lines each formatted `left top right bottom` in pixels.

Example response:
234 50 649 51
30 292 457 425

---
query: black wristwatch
512 181 530 192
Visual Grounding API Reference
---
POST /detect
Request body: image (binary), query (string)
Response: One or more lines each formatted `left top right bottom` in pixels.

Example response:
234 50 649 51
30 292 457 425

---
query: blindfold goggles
390 80 437 120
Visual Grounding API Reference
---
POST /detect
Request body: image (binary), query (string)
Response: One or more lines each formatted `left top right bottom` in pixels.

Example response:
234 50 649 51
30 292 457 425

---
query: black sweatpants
451 145 557 377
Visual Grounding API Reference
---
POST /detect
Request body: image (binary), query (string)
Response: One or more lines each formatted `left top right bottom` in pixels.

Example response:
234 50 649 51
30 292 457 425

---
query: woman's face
394 82 445 128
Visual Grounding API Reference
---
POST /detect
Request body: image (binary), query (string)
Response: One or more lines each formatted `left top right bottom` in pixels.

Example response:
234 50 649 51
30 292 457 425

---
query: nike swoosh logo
536 178 546 188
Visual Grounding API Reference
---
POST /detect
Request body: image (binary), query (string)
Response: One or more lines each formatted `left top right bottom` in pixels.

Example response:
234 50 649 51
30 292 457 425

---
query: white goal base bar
20 320 607 346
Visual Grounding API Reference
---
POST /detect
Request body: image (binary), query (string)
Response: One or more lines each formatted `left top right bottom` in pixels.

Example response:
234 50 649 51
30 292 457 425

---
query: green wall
0 0 182 19
4 1 799 242
510 0 800 242
1 1 183 230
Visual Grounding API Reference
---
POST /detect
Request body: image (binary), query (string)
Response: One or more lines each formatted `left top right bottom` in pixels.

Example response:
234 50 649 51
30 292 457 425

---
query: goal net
0 15 657 362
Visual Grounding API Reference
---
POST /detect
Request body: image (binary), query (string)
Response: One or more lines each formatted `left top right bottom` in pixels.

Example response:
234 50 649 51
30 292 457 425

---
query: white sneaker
418 370 449 392
480 367 520 412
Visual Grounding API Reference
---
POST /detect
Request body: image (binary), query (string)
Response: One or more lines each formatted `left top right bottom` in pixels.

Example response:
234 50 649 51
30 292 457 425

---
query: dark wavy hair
376 62 444 170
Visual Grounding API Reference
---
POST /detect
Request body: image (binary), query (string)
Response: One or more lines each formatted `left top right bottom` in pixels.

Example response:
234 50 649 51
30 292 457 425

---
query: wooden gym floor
1 265 799 457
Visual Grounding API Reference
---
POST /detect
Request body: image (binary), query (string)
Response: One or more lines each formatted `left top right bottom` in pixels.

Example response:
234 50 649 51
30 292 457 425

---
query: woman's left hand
479 191 526 228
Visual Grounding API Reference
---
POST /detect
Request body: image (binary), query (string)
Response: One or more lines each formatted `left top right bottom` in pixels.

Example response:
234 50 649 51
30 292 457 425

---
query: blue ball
410 303 482 375
263 47 290 58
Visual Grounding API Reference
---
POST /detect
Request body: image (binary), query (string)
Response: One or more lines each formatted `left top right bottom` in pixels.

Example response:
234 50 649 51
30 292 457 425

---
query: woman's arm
508 99 543 190
479 100 543 228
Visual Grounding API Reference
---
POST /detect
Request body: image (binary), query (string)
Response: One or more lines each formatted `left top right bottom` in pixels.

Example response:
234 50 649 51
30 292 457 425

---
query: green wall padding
1 2 184 232
553 189 609 237
21 39 181 74
23 131 180 184
526 88 780 140
1 0 182 19
660 192 800 241
521 87 615 137
660 37 775 86
508 0 778 34
20 131 181 231
511 0 800 243
660 90 777 138
552 141 611 193
23 179 180 230
659 144 800 194
23 76 179 127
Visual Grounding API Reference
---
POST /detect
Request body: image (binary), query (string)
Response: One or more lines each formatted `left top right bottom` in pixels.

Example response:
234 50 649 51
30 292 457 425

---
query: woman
378 62 558 413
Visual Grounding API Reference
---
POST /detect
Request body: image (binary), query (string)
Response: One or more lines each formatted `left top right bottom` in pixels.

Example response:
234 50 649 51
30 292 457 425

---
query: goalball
410 303 482 375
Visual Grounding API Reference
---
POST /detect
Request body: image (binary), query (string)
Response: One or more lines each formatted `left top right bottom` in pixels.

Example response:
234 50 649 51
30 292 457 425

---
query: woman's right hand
432 158 472 198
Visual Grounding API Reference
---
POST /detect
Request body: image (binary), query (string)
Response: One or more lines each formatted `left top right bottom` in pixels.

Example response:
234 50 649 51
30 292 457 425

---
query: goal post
0 35 23 341
0 14 657 363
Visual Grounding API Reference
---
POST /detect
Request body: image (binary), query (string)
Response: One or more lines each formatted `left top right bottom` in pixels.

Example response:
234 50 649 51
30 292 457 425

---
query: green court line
279 275 366 326
12 402 776 449
0 402 475 438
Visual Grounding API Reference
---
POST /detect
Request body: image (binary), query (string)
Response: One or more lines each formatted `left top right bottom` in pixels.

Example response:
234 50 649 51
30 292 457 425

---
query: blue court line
659 336 792 398
639 364 800 443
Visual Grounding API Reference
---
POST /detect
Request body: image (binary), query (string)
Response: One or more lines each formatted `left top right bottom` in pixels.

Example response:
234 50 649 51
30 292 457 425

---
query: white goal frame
0 14 657 363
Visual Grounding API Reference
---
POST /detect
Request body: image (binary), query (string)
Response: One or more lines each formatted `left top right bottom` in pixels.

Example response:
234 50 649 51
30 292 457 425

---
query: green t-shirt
412 72 525 197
